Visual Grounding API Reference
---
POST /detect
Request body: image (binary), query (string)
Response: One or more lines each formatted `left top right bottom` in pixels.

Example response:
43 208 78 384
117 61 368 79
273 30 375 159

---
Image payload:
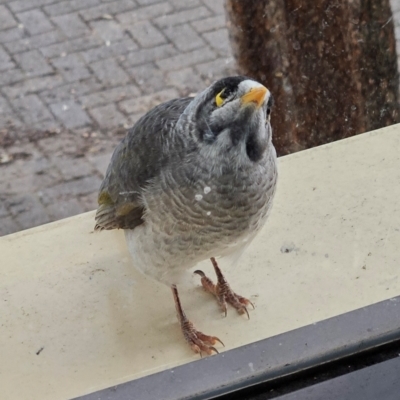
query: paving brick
52 13 90 39
119 88 179 114
16 9 54 35
39 176 103 205
0 27 25 43
89 20 128 42
0 216 21 236
153 6 210 28
4 30 65 54
52 53 91 82
54 156 95 180
136 0 166 5
0 95 11 116
80 38 138 63
39 77 103 104
80 84 141 108
163 23 204 51
195 57 236 82
202 0 225 14
88 152 112 177
0 45 14 71
0 5 18 30
116 2 173 24
78 193 98 212
90 58 130 86
44 0 100 16
8 0 59 13
156 46 216 70
49 100 92 128
14 50 53 77
13 95 54 124
202 28 231 56
80 0 137 21
170 0 200 10
128 63 166 93
0 68 24 86
40 36 104 58
2 74 64 99
127 20 167 48
191 15 225 33
165 66 205 95
46 197 85 220
89 103 127 128
121 43 176 67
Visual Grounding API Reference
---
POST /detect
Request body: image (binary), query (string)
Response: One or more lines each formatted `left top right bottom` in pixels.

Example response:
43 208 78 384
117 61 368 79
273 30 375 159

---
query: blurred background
0 0 399 236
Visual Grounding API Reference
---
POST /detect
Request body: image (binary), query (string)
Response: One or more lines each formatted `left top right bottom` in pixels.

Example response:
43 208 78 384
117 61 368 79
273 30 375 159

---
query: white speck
242 237 249 243
62 104 69 111
204 186 211 194
195 194 203 201
18 24 24 29
248 362 255 372
60 52 67 57
206 211 211 216
105 40 111 46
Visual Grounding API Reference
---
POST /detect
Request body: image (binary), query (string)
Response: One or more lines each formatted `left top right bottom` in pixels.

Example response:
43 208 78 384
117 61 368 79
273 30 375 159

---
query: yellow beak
241 86 268 108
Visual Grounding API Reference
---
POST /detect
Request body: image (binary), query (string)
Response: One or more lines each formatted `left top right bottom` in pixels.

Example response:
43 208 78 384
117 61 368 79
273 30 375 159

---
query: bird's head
180 76 274 163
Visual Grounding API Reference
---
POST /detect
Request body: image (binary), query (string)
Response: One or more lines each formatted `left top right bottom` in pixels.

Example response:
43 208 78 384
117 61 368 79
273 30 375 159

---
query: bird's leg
171 284 224 356
195 257 254 318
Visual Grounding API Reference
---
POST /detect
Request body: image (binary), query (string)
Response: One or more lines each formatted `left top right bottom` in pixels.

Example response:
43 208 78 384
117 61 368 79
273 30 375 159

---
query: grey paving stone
195 57 236 82
78 192 98 212
52 53 91 82
0 45 14 71
128 63 166 93
50 101 92 128
54 156 95 180
90 58 130 86
40 35 104 58
163 23 204 51
14 50 53 77
90 19 128 43
80 0 137 21
170 0 200 10
202 0 224 14
0 68 24 86
153 6 210 28
191 15 225 33
46 197 85 220
8 0 59 13
16 9 54 35
0 216 21 236
121 43 176 67
0 200 9 218
88 152 112 177
119 88 179 114
136 0 166 5
156 46 216 70
2 74 64 99
44 0 100 16
4 30 65 54
0 5 18 30
13 94 54 124
89 103 127 128
0 26 25 43
80 84 141 108
165 66 205 95
127 20 167 48
52 13 90 39
202 28 230 56
116 2 173 24
80 38 138 63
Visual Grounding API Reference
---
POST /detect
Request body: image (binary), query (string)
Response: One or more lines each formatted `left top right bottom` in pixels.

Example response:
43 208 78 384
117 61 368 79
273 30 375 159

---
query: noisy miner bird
95 76 277 355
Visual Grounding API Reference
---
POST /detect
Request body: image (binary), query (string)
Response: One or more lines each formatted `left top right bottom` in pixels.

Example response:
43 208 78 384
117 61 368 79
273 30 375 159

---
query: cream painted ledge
1 124 400 400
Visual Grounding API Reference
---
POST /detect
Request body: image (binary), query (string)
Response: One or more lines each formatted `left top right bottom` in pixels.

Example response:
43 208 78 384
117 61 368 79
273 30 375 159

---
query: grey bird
95 76 278 355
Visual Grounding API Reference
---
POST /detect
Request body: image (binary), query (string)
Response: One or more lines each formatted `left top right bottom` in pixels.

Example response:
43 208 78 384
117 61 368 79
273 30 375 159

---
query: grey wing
94 97 193 231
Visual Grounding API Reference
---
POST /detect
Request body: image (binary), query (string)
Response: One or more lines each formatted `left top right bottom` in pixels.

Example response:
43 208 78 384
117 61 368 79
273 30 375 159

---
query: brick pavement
0 0 236 236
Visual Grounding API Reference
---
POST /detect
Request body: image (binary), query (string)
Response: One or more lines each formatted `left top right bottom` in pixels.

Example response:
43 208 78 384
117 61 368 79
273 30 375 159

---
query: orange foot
171 285 224 356
195 257 254 318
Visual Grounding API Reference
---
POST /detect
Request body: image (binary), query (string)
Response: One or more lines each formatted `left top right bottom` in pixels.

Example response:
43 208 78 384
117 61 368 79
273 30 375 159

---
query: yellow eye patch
215 89 225 107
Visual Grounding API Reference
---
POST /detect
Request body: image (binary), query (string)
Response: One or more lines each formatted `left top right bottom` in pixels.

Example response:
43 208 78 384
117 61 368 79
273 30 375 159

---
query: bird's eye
215 89 226 107
266 107 271 121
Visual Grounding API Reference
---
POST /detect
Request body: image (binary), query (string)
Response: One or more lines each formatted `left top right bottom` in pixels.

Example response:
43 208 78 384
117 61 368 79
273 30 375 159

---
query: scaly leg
194 257 254 318
171 284 224 356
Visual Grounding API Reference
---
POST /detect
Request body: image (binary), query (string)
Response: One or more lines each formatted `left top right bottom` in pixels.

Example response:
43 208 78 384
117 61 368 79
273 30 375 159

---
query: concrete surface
1 124 400 400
